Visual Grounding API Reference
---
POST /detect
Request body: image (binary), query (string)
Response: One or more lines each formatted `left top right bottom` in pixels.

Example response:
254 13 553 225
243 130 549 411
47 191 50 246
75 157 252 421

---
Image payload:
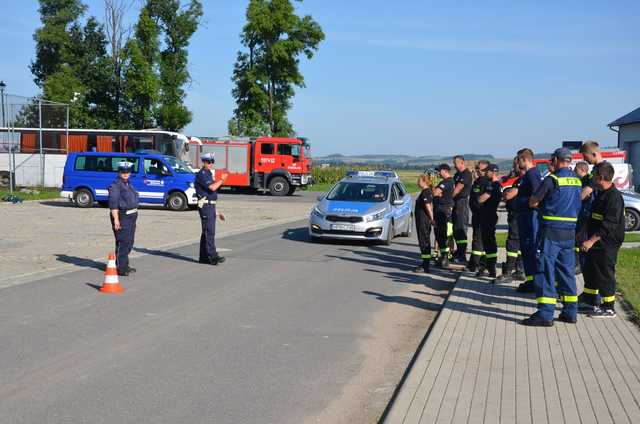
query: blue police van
60 151 197 211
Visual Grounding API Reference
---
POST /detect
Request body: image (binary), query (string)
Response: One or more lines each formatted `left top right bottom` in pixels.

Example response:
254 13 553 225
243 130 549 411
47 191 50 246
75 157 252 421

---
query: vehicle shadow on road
282 227 377 247
133 247 198 264
55 254 105 271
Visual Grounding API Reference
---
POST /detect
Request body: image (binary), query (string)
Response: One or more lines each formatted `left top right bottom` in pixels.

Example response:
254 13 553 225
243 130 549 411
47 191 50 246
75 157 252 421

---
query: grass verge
1 187 61 201
617 247 640 320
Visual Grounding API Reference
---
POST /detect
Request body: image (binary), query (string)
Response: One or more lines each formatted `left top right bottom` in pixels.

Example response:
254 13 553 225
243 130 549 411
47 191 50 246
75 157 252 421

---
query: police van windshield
164 156 193 174
327 182 389 203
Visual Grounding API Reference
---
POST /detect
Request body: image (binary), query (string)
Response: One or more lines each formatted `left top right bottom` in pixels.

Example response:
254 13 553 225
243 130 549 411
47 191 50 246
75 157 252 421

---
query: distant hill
313 153 511 171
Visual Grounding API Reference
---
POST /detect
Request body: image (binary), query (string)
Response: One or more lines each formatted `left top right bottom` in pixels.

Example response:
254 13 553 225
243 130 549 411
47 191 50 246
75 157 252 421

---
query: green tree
229 0 324 137
122 6 160 128
148 0 203 131
31 0 87 87
32 1 113 128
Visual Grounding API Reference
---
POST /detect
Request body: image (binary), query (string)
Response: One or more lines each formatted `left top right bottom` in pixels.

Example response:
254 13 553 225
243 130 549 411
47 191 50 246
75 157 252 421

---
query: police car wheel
400 215 413 237
74 189 94 208
382 221 394 245
167 192 188 211
625 208 640 232
269 177 290 196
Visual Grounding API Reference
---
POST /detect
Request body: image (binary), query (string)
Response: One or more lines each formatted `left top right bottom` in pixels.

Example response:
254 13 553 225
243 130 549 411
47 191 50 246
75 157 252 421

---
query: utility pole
0 81 6 127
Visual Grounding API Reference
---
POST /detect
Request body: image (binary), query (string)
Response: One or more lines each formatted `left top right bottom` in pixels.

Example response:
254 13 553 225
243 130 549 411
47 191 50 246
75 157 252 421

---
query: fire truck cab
188 136 313 196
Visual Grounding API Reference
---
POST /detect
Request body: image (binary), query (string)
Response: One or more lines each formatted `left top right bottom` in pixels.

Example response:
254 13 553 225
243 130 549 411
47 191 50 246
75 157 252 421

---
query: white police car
309 171 413 244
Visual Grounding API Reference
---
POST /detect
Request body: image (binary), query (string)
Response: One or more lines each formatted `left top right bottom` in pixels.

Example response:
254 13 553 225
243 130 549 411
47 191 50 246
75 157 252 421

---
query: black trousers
583 248 619 307
470 211 484 259
434 207 452 255
111 212 137 271
506 210 520 261
452 199 469 256
415 213 432 259
480 212 498 260
199 204 218 261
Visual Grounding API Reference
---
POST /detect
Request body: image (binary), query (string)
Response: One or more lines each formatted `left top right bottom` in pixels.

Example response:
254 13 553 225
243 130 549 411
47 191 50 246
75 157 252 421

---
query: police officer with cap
196 152 228 265
522 147 582 326
432 163 455 269
108 160 139 276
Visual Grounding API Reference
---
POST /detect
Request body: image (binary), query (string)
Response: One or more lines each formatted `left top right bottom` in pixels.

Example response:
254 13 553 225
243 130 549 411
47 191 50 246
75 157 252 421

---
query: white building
609 106 640 190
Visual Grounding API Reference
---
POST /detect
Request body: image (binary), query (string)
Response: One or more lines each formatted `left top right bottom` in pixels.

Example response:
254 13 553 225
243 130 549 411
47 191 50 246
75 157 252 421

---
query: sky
1 0 639 157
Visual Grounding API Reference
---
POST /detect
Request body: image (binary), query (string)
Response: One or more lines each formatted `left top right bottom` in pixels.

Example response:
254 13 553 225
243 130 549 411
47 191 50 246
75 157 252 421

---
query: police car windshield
327 182 389 203
164 156 193 174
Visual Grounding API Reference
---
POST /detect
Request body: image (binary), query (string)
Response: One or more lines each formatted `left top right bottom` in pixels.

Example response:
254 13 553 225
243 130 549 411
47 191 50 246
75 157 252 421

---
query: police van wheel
382 222 394 245
74 189 94 208
167 192 188 211
269 177 290 196
625 208 640 232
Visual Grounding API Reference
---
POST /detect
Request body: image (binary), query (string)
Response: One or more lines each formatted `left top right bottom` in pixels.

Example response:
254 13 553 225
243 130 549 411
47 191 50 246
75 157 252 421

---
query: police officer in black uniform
195 153 228 265
108 161 139 276
467 160 490 272
433 164 455 269
477 164 502 278
414 173 434 274
452 155 472 263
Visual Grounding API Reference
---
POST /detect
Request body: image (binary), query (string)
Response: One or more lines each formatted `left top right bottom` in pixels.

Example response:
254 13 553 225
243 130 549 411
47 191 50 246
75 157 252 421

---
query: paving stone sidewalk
385 272 640 424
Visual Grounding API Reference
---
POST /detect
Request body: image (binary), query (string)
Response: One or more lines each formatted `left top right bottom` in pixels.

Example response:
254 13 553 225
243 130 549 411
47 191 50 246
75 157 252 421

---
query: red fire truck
187 136 314 196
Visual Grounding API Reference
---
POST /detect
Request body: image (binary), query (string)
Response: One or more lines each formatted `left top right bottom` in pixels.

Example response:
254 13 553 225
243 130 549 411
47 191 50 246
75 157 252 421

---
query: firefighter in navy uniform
514 148 542 293
432 164 455 269
522 148 582 327
108 161 139 276
195 153 228 265
414 174 435 274
466 160 490 272
495 158 525 284
451 155 473 263
579 162 625 317
477 164 502 278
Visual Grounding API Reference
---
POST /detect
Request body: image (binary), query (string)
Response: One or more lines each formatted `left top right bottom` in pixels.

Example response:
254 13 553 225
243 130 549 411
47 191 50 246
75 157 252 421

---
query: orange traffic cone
100 252 124 294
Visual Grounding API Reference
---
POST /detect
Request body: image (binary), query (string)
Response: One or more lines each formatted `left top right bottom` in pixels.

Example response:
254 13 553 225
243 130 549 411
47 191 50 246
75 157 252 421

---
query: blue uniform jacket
195 168 218 201
108 178 139 210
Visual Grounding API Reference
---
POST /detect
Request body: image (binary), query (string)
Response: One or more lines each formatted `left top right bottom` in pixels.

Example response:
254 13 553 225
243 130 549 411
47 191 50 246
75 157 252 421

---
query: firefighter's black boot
494 257 515 284
574 251 582 275
439 255 450 270
485 257 497 279
466 253 480 272
513 257 525 281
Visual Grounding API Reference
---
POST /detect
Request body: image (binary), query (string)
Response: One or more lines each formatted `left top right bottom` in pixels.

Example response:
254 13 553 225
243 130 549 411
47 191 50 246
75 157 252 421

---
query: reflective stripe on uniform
455 240 468 244
471 250 485 256
440 247 450 253
537 297 557 305
420 254 431 259
447 222 453 237
592 212 604 221
574 247 580 253
583 288 599 295
485 253 498 259
561 295 578 303
507 251 519 258
526 275 534 282
549 174 582 186
602 295 616 303
542 215 578 222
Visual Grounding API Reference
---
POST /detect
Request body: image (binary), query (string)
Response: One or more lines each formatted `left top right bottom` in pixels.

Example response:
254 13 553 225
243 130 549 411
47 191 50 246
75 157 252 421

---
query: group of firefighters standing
414 141 626 326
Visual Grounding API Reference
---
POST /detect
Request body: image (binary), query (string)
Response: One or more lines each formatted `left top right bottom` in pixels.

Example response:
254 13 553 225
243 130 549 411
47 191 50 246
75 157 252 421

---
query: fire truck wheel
287 186 296 196
269 177 290 196
74 188 94 208
167 192 188 211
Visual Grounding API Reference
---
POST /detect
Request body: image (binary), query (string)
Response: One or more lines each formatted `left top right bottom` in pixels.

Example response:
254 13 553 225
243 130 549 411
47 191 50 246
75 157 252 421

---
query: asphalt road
0 220 453 424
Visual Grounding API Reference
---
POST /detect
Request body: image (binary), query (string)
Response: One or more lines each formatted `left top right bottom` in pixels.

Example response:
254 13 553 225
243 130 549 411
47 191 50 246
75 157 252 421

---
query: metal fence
0 93 69 191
